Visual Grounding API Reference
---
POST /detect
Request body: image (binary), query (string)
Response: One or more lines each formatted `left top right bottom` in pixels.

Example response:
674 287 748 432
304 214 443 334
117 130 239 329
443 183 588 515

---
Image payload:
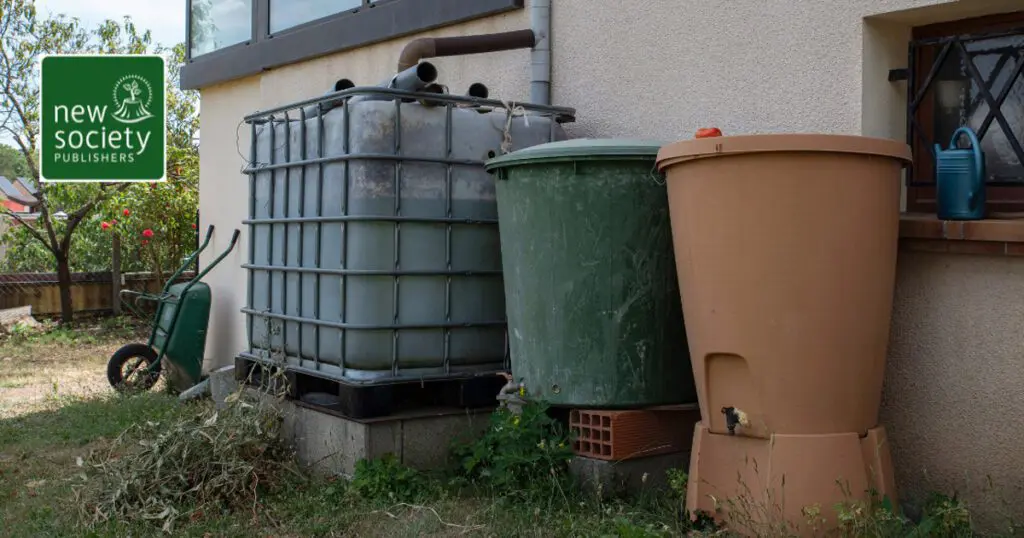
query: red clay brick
569 409 699 462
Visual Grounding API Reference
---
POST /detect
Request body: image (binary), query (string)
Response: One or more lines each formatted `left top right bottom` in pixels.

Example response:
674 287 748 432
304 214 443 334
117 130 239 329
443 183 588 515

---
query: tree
0 143 28 179
0 43 200 282
0 0 152 323
97 43 199 284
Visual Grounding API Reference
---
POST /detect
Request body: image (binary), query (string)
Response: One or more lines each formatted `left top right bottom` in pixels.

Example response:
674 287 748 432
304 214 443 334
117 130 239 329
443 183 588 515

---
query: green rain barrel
485 139 696 408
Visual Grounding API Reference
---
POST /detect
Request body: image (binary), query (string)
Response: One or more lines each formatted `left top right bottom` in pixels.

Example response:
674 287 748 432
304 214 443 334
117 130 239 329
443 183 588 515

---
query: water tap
721 406 749 435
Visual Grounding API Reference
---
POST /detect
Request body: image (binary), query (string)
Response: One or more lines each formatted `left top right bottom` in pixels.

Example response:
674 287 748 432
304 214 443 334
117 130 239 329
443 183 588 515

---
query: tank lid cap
485 138 666 171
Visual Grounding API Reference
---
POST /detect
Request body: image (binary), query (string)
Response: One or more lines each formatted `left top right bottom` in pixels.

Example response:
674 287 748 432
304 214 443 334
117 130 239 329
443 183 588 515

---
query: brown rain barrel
656 134 912 437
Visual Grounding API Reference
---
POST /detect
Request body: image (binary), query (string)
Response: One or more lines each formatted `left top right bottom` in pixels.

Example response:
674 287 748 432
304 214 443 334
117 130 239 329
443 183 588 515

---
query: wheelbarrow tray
152 281 212 391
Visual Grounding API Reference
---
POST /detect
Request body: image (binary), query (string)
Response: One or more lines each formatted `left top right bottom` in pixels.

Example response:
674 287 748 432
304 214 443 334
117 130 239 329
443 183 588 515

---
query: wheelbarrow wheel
107 343 162 393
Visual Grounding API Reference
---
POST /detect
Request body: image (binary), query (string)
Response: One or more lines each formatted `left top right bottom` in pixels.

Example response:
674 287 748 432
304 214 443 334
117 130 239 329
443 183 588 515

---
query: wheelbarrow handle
160 224 217 294
186 228 242 286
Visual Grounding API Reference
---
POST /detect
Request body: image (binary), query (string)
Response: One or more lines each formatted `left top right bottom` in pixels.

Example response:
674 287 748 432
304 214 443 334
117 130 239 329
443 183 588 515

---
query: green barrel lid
484 138 666 171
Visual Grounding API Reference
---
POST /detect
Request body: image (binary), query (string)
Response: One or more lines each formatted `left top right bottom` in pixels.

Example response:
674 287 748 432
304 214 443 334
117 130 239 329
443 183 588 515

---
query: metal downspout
530 0 552 106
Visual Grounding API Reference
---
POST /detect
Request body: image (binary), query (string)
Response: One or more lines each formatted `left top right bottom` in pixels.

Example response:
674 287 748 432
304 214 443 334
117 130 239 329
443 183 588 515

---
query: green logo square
40 54 166 183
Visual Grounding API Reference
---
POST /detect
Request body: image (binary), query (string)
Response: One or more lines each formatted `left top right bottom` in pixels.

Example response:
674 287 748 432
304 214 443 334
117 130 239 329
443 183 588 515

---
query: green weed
451 400 574 499
350 453 438 504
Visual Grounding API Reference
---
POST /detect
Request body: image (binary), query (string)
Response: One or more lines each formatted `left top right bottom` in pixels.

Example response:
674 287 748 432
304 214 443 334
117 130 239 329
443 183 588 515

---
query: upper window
270 0 361 34
181 0 524 90
906 12 1024 213
189 0 253 57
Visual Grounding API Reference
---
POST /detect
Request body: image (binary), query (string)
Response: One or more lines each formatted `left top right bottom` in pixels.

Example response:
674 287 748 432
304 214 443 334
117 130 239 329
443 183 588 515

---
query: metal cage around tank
238 86 575 387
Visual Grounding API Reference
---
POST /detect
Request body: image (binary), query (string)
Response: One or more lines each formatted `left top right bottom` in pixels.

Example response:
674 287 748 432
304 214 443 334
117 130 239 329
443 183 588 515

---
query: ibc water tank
240 88 574 386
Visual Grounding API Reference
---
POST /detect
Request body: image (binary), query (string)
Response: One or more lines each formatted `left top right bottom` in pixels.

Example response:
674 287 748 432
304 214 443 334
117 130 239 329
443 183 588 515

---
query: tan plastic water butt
655 134 912 437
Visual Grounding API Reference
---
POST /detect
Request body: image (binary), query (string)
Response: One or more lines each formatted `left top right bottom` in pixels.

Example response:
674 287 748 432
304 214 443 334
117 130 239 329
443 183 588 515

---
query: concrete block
245 387 491 476
209 365 239 409
570 450 692 499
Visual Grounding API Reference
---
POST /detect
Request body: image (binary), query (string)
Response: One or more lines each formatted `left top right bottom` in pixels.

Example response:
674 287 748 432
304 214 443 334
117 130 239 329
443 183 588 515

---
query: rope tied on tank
499 100 529 155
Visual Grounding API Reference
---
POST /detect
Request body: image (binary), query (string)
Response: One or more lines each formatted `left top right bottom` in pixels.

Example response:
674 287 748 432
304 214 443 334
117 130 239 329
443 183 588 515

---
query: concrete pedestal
245 386 492 475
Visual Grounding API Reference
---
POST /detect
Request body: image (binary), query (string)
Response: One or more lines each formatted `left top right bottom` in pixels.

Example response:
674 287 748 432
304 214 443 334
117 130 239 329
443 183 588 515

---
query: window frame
181 0 524 90
905 11 1024 214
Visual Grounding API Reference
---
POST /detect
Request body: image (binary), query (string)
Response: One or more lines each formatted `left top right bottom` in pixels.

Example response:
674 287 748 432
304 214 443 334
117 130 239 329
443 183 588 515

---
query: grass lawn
0 317 689 538
2 316 1000 538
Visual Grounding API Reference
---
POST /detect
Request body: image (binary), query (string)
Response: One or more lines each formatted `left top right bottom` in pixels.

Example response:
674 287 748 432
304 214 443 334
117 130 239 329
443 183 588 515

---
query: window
905 12 1024 213
181 0 523 90
189 0 253 57
270 0 361 34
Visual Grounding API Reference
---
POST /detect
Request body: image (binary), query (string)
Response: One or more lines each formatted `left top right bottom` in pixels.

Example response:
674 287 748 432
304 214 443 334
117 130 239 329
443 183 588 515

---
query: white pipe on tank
530 0 551 105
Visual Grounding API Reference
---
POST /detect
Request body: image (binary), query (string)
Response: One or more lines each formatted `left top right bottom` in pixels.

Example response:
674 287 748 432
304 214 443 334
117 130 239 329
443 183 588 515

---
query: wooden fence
0 271 195 316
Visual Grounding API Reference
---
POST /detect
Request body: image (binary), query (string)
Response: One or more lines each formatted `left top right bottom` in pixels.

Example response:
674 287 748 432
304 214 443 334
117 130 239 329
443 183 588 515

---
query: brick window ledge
900 213 1024 256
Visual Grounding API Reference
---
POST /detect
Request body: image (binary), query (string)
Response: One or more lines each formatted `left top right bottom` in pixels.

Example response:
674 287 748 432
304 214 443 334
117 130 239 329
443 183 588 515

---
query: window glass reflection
190 0 253 57
270 0 363 34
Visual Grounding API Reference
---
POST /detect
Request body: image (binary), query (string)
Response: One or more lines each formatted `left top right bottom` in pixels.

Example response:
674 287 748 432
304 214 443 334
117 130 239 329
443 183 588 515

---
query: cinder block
570 408 700 461
570 451 692 499
246 387 492 476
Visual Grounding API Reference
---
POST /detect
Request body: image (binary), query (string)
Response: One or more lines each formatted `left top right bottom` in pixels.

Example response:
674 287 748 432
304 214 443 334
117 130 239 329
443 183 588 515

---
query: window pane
924 33 1024 182
190 0 253 57
270 0 363 34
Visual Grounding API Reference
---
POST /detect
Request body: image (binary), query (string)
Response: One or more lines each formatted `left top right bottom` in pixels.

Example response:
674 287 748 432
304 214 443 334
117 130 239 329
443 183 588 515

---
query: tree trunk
55 252 74 324
112 232 122 315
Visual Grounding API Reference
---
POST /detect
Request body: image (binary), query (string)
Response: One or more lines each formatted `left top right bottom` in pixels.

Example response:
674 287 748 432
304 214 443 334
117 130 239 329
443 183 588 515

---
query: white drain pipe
530 0 552 105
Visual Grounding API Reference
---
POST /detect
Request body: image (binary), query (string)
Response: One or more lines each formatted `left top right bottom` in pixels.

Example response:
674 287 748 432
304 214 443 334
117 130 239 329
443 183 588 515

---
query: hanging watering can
935 127 986 221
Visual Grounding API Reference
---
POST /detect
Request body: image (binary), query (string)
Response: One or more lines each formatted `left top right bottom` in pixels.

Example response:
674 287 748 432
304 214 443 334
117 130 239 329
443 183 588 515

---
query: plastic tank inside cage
240 88 574 385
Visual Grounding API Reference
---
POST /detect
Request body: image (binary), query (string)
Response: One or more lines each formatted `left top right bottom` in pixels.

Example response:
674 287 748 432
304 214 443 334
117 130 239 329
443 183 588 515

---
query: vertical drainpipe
530 0 552 105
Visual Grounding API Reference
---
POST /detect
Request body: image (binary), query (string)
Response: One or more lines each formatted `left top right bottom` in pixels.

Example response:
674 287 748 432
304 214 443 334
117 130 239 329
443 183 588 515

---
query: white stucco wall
197 0 1024 528
201 0 1022 369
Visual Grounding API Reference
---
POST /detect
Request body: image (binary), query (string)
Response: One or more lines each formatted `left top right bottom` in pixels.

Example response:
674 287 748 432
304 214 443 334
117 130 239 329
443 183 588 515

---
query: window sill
899 213 1024 256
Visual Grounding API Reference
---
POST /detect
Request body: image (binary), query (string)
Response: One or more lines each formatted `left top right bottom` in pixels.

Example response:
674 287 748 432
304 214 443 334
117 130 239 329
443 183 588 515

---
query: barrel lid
485 138 665 171
655 134 913 171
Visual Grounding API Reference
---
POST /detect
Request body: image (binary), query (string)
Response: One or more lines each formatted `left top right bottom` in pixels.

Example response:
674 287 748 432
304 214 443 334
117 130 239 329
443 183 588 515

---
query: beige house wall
196 0 1024 527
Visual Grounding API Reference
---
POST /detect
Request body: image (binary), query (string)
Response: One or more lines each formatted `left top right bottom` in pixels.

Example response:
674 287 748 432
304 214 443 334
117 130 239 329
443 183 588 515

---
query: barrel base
686 423 896 536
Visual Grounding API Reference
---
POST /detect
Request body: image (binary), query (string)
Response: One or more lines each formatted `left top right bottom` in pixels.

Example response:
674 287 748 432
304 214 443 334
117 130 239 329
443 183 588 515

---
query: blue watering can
935 127 986 221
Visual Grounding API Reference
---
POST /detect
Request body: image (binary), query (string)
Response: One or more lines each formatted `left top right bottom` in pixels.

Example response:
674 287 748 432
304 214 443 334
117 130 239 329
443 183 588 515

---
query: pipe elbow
398 38 437 72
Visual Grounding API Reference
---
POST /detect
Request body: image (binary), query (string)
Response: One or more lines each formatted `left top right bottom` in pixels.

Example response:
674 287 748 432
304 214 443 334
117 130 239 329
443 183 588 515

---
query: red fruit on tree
123 209 130 216
141 239 149 246
142 229 154 238
101 222 110 230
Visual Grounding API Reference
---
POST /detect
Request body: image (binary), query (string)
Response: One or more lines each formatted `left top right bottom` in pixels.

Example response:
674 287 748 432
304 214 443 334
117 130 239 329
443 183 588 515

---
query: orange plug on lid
695 127 723 138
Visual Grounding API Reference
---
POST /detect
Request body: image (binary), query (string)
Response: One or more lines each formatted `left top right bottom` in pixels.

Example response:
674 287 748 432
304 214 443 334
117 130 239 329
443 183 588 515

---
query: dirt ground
0 317 147 418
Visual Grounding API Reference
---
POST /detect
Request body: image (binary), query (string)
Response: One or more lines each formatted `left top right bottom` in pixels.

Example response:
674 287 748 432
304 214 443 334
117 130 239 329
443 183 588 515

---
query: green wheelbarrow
107 225 240 393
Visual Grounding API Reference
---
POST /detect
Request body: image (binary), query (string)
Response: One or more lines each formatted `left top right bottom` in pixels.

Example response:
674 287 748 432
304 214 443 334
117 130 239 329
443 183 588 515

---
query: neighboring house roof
0 176 38 207
0 210 39 224
12 177 37 197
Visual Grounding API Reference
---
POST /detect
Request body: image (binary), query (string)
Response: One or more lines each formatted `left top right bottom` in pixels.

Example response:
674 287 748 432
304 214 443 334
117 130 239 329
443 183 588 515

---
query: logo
112 74 155 124
40 54 166 183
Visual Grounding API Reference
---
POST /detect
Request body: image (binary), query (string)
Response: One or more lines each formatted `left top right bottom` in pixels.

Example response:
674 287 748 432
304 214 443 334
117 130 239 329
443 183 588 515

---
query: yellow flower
518 386 525 397
537 439 546 449
558 442 565 449
512 416 520 426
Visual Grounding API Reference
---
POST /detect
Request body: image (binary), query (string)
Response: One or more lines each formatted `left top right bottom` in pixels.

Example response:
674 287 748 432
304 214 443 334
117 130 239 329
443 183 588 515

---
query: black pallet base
234 356 505 420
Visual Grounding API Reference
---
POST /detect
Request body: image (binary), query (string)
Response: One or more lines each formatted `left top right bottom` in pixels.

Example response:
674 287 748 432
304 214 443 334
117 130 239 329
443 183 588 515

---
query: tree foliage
0 1 199 321
0 143 28 179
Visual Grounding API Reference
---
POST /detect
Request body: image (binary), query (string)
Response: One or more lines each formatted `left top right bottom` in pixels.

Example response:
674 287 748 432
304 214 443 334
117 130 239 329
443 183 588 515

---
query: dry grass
81 382 299 533
0 316 153 418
